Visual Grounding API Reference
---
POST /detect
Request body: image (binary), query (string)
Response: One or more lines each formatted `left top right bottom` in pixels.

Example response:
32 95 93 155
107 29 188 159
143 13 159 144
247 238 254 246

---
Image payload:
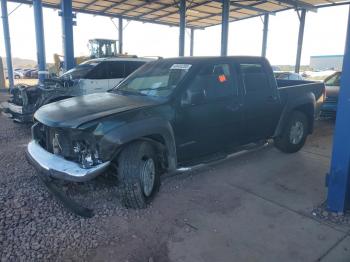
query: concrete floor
89 120 350 262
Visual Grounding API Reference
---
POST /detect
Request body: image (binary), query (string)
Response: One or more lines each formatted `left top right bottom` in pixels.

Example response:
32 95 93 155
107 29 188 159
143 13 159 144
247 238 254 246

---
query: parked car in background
1 57 153 122
26 56 325 210
29 69 38 79
13 70 25 79
274 71 303 80
320 71 341 118
4 69 24 79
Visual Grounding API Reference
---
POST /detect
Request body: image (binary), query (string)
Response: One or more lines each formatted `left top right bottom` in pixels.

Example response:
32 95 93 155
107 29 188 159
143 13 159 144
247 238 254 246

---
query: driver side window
183 63 237 105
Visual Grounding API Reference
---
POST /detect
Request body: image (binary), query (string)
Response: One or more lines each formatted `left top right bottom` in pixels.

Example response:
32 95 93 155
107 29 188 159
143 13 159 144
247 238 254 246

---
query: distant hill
1 57 37 69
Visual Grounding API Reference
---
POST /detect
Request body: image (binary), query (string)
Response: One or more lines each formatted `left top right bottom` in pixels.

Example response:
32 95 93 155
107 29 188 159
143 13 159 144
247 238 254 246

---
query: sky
0 2 348 65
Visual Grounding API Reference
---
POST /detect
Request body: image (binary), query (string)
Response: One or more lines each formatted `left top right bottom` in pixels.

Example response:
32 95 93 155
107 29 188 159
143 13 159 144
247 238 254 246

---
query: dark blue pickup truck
26 56 325 209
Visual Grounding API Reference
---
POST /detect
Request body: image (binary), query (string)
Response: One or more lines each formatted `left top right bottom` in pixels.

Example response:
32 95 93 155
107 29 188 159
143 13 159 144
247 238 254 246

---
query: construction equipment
53 38 119 75
88 39 118 58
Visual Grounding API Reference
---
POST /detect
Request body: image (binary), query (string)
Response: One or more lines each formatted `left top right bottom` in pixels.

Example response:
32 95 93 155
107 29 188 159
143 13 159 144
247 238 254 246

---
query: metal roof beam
119 1 158 16
272 0 317 11
188 1 268 24
133 0 179 19
230 1 275 15
82 0 99 9
100 0 133 14
144 0 212 21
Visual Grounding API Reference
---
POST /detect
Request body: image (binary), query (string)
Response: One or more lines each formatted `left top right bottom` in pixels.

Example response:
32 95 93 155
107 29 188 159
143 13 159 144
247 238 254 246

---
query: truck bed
276 79 325 116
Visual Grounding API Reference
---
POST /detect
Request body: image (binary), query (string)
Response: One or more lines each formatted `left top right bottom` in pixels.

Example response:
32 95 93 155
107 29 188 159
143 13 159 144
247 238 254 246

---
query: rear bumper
0 101 33 122
26 140 110 182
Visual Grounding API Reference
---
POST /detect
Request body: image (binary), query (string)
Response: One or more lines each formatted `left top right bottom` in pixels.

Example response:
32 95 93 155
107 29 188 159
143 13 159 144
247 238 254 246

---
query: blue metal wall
327 6 350 212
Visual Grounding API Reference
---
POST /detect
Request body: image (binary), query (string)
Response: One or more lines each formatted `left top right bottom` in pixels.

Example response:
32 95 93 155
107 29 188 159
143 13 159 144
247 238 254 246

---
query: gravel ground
0 115 128 261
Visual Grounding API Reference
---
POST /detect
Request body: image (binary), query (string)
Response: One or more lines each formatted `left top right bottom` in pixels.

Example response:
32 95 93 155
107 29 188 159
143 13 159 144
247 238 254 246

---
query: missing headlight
73 140 102 169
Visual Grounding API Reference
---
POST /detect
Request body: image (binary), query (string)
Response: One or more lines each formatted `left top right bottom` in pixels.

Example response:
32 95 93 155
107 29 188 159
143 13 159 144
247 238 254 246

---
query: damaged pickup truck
26 56 325 209
1 57 151 122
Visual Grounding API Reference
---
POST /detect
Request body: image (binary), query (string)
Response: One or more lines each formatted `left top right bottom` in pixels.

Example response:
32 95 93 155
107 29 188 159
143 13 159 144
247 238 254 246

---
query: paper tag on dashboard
170 64 192 70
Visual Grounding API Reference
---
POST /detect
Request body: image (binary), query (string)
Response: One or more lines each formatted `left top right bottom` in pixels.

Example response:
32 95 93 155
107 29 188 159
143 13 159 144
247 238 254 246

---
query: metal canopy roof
9 0 350 29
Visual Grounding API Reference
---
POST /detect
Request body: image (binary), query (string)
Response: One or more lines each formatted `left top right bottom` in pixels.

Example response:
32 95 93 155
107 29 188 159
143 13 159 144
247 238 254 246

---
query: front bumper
0 101 33 123
26 140 110 182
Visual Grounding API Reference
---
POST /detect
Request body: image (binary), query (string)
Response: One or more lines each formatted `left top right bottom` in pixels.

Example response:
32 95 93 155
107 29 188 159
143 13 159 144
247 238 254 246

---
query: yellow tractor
53 38 121 75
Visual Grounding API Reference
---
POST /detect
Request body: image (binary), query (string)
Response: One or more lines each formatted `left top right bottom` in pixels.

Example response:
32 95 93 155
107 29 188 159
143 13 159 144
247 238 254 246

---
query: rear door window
239 63 271 93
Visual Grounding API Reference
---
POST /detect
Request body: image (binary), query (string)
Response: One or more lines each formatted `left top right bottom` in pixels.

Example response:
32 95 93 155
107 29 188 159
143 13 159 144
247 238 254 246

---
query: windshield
60 61 100 80
113 60 193 97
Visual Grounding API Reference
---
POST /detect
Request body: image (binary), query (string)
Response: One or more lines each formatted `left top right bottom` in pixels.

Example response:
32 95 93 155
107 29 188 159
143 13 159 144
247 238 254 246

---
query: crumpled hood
34 92 158 128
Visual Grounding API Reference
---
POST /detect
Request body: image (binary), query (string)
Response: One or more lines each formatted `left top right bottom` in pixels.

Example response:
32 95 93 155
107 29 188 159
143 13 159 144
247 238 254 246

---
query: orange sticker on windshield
218 74 227 83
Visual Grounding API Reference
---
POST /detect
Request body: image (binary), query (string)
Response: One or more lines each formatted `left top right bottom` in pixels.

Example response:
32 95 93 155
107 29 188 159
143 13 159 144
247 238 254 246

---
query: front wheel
274 111 309 153
117 141 160 209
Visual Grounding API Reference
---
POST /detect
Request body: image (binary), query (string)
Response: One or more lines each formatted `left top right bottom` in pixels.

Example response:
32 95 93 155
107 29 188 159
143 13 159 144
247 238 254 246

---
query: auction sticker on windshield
170 64 192 70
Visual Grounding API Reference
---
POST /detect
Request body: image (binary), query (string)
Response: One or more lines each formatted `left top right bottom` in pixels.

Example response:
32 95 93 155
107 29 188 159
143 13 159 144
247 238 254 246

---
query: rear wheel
117 141 160 209
274 111 309 153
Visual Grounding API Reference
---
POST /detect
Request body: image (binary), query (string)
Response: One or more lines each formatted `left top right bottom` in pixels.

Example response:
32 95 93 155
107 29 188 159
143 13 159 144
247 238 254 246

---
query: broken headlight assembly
72 140 102 169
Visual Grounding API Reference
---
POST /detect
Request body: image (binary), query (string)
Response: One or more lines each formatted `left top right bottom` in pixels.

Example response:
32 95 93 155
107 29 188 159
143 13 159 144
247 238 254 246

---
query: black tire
274 111 309 153
117 141 160 209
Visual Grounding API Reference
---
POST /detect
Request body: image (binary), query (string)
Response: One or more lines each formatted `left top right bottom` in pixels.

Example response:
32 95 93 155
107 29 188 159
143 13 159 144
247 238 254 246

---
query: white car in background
2 57 154 122
67 57 154 93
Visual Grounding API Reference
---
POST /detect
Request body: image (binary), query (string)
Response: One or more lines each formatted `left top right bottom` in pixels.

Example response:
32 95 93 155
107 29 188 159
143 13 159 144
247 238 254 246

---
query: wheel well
114 135 169 172
144 134 166 146
142 135 168 171
293 104 314 134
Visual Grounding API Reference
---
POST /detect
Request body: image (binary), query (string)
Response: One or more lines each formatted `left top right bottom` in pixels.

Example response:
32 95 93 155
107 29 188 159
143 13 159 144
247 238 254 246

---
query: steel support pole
179 0 186 56
61 0 75 71
190 28 194 56
261 14 269 57
1 0 14 90
221 0 229 56
326 6 350 213
118 17 123 54
295 9 306 73
33 0 47 85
